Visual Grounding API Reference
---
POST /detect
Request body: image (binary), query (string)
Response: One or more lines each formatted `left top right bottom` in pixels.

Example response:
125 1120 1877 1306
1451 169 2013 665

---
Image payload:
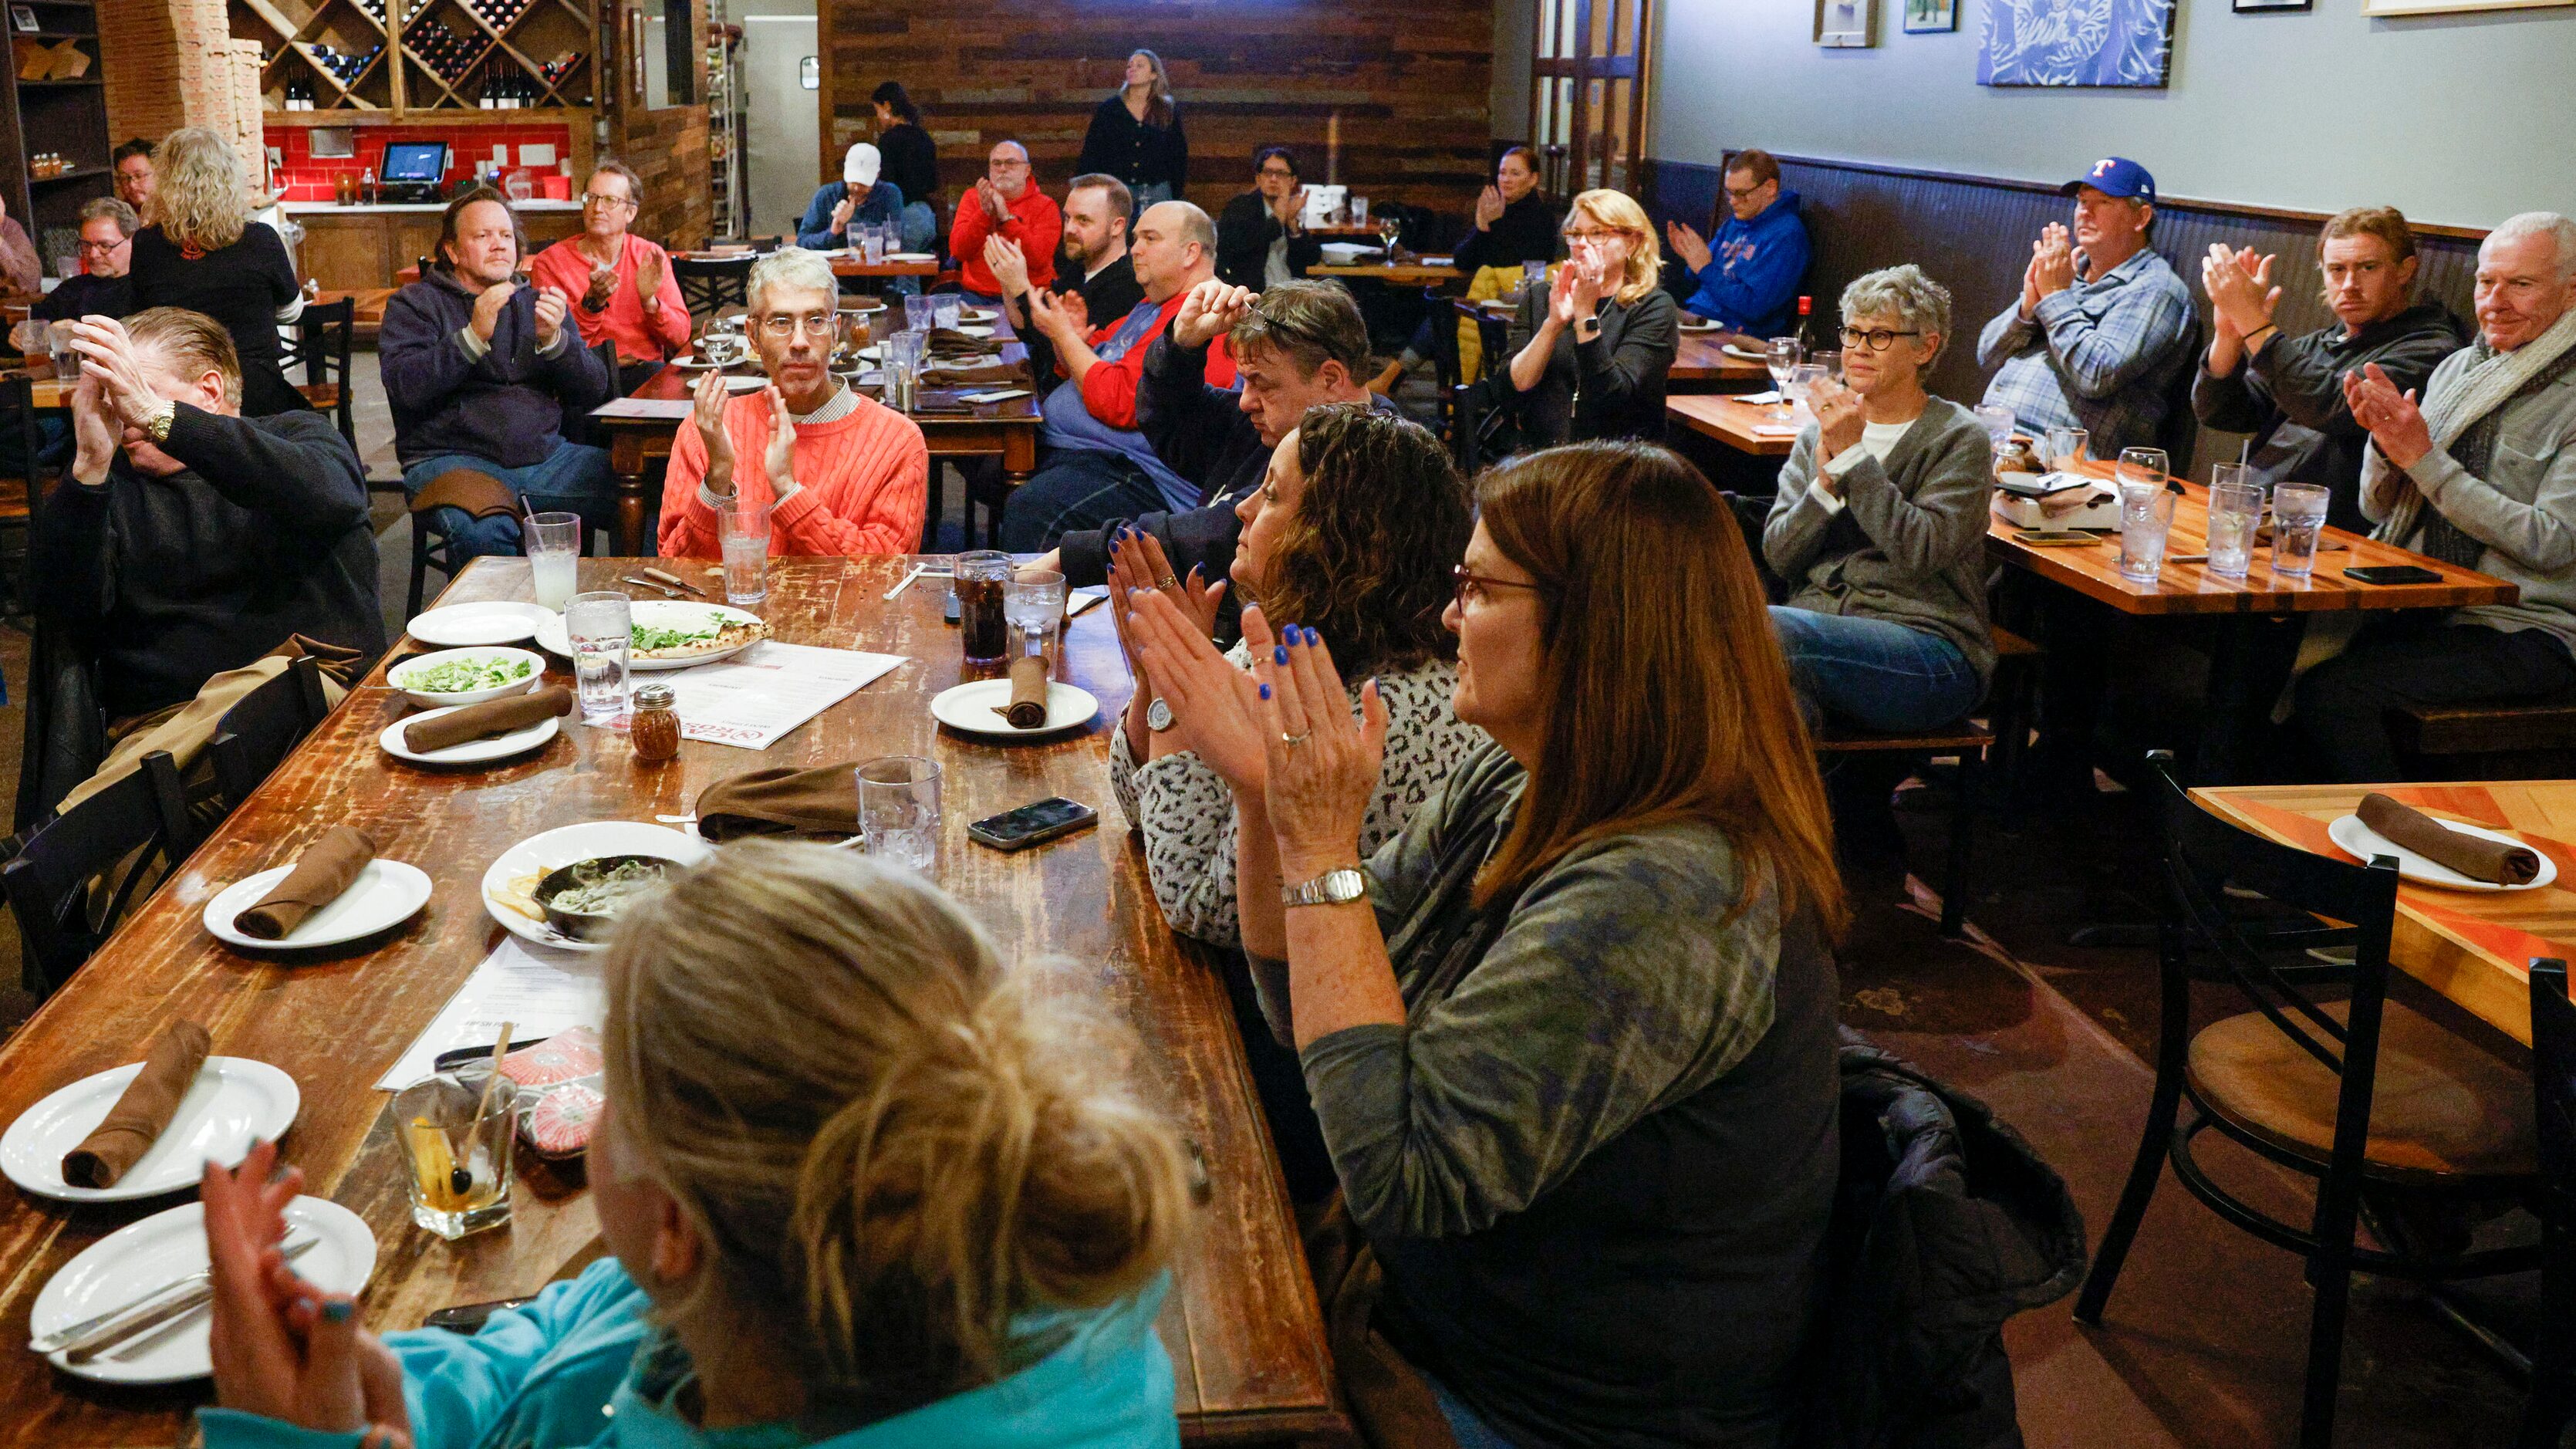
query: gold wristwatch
143 401 177 444
1282 867 1367 909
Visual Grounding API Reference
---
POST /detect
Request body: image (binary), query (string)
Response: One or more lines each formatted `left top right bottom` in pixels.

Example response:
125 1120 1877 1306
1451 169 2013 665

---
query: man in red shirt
948 140 1061 302
528 160 690 386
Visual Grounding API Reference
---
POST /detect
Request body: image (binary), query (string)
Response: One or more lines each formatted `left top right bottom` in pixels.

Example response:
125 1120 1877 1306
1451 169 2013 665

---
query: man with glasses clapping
948 140 1062 305
528 159 691 383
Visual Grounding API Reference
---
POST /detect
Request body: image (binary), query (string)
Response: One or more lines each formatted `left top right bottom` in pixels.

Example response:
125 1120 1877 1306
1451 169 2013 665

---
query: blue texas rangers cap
2061 157 2156 202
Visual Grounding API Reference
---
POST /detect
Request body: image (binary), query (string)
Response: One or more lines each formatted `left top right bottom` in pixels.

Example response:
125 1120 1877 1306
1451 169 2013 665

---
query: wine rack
231 0 597 114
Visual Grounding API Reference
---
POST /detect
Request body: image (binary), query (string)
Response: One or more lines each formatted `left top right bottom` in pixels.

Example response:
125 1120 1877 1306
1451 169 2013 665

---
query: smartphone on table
2343 564 2443 586
967 797 1099 852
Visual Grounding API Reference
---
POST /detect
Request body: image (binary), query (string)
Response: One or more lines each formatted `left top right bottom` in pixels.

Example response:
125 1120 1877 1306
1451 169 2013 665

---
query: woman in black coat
1076 49 1187 208
1504 188 1677 446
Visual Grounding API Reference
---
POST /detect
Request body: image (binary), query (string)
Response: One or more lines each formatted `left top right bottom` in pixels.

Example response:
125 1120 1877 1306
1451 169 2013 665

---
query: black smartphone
967 797 1099 852
424 1296 534 1334
2343 564 2443 586
2015 529 2102 546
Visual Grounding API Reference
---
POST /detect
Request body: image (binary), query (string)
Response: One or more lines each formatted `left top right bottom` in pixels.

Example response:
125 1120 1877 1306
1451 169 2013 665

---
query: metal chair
211 656 333 812
2078 752 2539 1449
281 297 356 452
2 750 197 996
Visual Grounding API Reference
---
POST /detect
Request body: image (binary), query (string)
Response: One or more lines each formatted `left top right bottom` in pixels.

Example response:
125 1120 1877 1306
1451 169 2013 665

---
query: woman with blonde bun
195 841 1191 1449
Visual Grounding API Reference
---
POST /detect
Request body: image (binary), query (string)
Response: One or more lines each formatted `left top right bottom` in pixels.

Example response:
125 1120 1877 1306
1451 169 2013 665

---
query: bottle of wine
1794 295 1813 354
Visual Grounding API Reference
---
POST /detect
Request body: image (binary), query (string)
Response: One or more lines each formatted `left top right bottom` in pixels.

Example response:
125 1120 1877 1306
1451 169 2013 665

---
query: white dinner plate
930 679 1100 738
387 647 546 709
2326 813 2559 893
958 307 997 323
532 600 766 672
203 860 435 951
30 1195 374 1383
406 600 554 649
480 820 711 954
1678 316 1721 332
948 323 996 339
379 708 562 766
1 1057 300 1204
886 251 937 262
1722 342 1770 360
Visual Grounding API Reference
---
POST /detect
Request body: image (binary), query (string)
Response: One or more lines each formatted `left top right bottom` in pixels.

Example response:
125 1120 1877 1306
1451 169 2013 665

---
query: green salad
632 621 722 651
400 654 535 694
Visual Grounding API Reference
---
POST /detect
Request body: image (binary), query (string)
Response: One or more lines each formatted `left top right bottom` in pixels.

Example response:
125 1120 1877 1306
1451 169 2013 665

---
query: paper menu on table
591 397 694 421
660 640 906 751
376 938 602 1089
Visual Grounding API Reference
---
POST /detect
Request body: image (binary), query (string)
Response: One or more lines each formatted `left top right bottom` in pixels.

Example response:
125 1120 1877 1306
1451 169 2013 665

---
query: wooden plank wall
1643 155 2486 483
818 0 1496 221
608 0 714 250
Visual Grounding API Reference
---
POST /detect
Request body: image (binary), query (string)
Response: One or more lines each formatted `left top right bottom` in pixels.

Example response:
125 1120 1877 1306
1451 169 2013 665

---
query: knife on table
32 1235 319 1359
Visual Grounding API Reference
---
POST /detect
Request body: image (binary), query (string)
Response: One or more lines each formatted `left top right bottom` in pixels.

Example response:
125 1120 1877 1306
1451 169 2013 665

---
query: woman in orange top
659 248 927 557
528 160 692 371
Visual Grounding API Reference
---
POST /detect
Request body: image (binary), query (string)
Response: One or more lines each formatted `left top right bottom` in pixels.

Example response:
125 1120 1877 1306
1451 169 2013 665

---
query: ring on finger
1281 731 1311 748
1160 576 1180 590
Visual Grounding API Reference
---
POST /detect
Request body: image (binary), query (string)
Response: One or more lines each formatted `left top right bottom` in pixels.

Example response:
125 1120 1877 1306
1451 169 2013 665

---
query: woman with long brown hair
1129 440 1842 1447
1076 49 1187 210
126 127 309 418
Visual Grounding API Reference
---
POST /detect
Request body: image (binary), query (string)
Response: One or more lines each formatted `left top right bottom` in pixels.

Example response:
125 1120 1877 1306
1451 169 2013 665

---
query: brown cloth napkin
407 468 521 520
235 826 379 940
920 362 1028 387
1000 655 1052 728
2358 793 2541 884
403 686 574 754
61 1020 212 1188
694 765 862 841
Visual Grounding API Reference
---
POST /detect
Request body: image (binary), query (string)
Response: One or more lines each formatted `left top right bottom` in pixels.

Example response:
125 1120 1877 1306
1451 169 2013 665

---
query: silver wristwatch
1146 697 1174 731
1281 867 1367 909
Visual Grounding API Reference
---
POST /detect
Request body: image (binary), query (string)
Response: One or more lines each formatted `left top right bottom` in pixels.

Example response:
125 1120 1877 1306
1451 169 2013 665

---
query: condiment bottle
630 682 680 762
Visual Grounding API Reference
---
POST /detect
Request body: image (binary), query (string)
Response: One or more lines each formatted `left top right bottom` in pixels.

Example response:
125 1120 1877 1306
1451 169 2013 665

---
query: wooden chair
282 296 356 453
2526 958 2576 1448
410 339 616 617
210 656 332 812
2077 751 2538 1449
674 253 755 314
2 750 197 996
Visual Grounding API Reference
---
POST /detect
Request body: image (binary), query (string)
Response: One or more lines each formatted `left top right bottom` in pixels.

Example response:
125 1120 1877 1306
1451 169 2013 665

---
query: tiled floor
0 363 2541 1447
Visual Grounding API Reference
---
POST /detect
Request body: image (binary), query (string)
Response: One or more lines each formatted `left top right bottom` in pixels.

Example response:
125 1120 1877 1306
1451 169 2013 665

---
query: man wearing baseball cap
1975 156 2195 457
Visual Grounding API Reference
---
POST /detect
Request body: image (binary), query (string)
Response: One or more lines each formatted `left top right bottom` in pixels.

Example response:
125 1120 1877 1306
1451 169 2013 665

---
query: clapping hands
2201 243 2281 342
2345 362 2433 471
1665 220 1713 274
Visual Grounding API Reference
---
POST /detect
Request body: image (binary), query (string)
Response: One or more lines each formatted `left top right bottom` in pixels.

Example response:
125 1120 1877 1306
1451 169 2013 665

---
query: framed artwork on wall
1906 0 1961 30
1979 0 2175 86
2362 0 2569 14
2233 0 2312 9
1815 0 1879 46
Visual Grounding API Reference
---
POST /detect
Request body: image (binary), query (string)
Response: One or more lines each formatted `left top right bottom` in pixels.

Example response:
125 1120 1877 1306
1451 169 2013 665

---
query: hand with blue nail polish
1127 586 1274 792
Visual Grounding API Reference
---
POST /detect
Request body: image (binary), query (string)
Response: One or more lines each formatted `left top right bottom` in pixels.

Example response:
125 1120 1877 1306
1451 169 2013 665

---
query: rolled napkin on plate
920 362 1028 388
235 825 379 940
403 685 575 754
60 1019 212 1188
998 655 1052 728
2358 792 2541 885
694 764 863 841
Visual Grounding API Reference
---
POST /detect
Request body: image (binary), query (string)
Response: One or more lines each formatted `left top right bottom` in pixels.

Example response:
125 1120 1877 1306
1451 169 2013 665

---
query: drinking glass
1764 336 1804 420
392 1071 516 1240
932 296 961 332
717 498 771 608
1973 402 2017 452
858 228 883 264
1379 214 1403 257
1007 567 1066 656
2119 481 2178 583
525 511 582 610
564 589 633 724
2206 481 2265 579
1349 195 1369 226
1785 363 1828 421
49 323 78 382
1808 350 1843 384
2115 447 2169 495
904 295 936 333
2044 425 2090 473
954 549 1013 664
2209 461 2254 498
2271 483 2331 579
856 756 941 875
1522 259 1548 301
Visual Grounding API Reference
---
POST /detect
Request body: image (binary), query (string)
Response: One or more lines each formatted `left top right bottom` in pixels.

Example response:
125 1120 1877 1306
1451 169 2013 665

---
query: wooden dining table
0 555 1345 1447
827 253 940 280
1666 392 1800 457
1306 260 1464 285
2194 779 2576 1046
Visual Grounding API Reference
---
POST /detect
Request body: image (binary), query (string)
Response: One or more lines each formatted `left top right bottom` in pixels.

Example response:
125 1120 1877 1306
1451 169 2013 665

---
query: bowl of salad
389 647 546 709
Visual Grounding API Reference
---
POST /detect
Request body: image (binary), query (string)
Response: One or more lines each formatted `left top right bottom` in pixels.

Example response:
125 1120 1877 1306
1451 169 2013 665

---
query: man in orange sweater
948 140 1061 303
659 248 927 558
528 160 691 386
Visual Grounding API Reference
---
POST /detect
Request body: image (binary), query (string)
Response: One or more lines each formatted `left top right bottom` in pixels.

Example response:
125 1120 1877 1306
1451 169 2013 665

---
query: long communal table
0 556 1345 1447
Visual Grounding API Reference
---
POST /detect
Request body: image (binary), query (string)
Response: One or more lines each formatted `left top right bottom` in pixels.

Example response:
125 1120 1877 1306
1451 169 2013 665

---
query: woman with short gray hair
1761 264 1997 866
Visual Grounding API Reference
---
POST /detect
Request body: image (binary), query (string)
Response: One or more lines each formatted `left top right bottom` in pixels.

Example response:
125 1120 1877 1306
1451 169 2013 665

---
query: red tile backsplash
265 123 573 201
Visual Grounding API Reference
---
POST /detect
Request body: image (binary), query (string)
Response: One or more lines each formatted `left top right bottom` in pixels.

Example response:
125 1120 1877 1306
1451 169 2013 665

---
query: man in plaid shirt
1976 157 2195 458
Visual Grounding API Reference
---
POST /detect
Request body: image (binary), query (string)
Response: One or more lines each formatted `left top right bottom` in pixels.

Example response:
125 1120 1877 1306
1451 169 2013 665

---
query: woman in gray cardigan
1762 265 1997 733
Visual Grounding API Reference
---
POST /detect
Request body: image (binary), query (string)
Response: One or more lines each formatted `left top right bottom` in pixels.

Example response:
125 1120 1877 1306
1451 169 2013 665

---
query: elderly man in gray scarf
2292 211 2576 781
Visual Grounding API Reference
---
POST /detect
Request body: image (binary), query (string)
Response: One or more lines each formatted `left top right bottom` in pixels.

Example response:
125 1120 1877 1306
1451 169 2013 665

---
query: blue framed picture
1906 0 1960 31
1978 0 2176 86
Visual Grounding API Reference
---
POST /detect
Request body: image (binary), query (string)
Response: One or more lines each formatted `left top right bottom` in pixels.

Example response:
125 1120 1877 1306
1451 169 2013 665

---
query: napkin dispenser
1994 471 2121 530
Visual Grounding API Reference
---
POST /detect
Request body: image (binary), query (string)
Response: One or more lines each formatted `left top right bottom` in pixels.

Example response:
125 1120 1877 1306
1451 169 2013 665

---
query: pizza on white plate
629 607 768 661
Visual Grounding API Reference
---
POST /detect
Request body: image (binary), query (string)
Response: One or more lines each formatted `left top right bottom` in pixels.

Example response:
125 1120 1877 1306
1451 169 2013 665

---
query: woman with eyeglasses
1126 440 1843 1448
529 159 691 383
1503 189 1678 447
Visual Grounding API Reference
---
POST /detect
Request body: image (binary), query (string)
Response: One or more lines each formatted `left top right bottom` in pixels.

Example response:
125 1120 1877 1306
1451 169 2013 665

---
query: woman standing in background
126 127 309 418
870 80 941 254
1079 49 1187 210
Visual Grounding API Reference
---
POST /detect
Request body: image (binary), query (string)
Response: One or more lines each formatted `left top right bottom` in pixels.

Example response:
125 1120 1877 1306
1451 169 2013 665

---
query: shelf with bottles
397 0 590 111
241 0 395 111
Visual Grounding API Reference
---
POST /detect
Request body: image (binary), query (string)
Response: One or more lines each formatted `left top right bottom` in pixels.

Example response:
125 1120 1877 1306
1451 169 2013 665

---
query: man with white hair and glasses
659 248 926 558
2295 211 2576 781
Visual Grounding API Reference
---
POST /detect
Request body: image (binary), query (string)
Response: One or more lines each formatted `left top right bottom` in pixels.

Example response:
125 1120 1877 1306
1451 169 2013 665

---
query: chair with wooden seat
280 297 356 453
210 655 332 812
407 337 618 617
2077 751 2540 1449
2523 958 2576 1449
2 750 197 996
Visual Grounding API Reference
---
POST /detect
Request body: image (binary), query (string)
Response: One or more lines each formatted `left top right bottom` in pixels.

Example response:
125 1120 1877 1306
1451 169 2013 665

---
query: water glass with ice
564 589 633 724
2206 482 2265 579
2118 480 2178 583
49 323 79 382
1973 403 2017 452
856 756 941 875
932 296 961 332
525 511 582 610
904 295 936 333
717 498 771 608
2044 425 2089 472
1007 567 1066 656
2271 483 2331 578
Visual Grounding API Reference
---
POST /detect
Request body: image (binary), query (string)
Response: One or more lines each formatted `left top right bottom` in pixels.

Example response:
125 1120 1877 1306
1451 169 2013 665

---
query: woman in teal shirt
196 842 1192 1449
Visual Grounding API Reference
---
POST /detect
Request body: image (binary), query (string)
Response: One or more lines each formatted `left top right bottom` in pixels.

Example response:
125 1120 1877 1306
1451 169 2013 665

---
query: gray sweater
2362 343 2576 653
1761 395 2000 687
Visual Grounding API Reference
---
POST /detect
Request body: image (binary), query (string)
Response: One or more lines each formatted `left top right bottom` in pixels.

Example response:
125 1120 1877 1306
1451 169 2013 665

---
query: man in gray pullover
2296 211 2576 781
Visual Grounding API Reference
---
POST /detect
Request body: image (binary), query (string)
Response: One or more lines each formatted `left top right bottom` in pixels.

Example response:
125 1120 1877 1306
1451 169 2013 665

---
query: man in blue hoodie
1666 148 1810 338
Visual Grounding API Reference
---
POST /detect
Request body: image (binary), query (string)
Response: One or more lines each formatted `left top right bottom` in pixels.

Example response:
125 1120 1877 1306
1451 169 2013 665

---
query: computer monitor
380 142 447 184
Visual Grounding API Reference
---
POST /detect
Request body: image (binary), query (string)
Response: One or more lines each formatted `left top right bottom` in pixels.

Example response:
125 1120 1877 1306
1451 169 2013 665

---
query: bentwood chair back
2 750 197 996
2523 959 2576 1448
2078 751 2537 1449
210 656 332 813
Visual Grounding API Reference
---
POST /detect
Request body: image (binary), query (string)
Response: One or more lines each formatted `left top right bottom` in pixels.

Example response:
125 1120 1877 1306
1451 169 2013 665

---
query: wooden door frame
1528 0 1655 198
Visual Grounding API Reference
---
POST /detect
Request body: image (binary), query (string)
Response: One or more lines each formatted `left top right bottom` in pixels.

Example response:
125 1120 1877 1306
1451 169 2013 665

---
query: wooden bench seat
2392 694 2576 756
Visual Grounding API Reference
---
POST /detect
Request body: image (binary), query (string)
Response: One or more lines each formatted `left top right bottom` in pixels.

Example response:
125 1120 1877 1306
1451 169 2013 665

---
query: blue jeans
999 448 1167 552
403 441 618 564
1426 1373 1519 1449
1769 606 1981 732
898 200 937 254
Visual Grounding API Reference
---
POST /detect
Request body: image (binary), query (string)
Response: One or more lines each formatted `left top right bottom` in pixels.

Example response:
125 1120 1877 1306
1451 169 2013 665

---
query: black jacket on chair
1799 1038 2088 1449
1506 283 1678 446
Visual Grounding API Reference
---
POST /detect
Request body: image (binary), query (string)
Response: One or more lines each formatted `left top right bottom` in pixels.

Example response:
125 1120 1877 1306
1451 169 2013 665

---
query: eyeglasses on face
989 158 1030 171
1562 228 1635 245
580 191 636 210
1724 182 1767 201
755 312 837 338
1838 325 1923 352
1258 167 1296 180
1452 564 1548 610
76 236 127 254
